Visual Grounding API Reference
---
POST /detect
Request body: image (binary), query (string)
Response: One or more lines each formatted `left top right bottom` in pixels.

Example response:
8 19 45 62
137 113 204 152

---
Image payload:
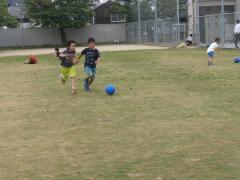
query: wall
0 24 126 47
66 24 126 43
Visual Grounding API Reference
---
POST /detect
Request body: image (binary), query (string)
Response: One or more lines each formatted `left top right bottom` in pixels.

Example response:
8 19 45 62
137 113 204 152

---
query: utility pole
137 0 141 43
221 0 225 47
154 0 158 43
176 0 180 44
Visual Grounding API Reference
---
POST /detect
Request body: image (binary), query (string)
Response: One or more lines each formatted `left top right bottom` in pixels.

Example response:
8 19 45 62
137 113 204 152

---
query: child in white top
207 38 220 66
186 34 193 46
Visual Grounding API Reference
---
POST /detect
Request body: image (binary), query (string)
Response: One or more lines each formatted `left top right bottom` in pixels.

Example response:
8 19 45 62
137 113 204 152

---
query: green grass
0 48 240 180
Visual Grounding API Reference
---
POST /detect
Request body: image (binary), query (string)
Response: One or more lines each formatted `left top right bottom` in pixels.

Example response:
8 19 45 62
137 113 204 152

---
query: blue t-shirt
81 48 100 68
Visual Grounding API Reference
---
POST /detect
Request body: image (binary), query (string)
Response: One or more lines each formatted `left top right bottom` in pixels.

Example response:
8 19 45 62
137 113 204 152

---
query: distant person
186 34 193 46
113 40 120 44
55 40 79 94
207 38 220 66
78 37 101 91
234 20 240 48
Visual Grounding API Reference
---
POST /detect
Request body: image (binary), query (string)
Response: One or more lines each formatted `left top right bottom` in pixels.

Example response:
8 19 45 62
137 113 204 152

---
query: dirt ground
0 45 169 57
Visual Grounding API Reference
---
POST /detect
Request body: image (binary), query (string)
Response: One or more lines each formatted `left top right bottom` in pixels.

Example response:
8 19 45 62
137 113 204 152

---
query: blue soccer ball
234 57 240 64
105 84 116 95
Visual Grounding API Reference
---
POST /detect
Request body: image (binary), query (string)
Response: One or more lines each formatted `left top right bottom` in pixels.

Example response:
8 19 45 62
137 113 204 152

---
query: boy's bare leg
88 76 94 85
208 57 213 65
71 77 77 93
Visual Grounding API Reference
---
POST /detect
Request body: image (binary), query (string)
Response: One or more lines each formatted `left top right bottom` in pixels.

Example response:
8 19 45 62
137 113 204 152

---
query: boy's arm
95 50 101 65
54 50 66 61
54 48 66 59
59 54 67 58
78 54 83 60
214 45 221 55
78 48 86 60
95 58 101 65
73 56 79 64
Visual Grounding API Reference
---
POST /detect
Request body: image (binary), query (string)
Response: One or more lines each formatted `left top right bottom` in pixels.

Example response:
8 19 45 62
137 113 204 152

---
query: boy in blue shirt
78 37 101 91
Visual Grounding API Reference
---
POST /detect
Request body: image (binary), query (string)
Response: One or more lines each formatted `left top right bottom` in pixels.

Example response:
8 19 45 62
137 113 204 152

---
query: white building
188 0 240 44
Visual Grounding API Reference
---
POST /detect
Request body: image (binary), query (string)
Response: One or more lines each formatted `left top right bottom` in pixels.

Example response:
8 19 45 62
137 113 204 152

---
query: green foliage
25 0 93 44
127 0 177 22
25 0 93 28
111 1 131 22
111 1 124 12
127 0 154 22
5 16 19 28
157 0 177 19
0 0 18 28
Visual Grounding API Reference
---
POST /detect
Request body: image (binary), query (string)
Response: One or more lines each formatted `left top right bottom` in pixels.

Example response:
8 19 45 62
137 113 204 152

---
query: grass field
0 48 240 180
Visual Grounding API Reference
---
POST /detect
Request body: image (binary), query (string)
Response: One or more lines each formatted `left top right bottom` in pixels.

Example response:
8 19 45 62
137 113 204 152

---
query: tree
127 0 154 22
109 0 133 22
25 0 93 44
0 0 18 28
127 0 177 22
157 0 177 19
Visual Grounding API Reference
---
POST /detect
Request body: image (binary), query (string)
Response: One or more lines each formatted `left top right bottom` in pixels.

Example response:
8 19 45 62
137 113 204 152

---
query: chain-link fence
193 12 237 48
126 18 188 45
127 12 240 48
126 0 187 45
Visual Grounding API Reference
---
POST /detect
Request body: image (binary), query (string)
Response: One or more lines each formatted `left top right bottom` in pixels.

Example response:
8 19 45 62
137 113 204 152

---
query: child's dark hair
237 19 240 23
88 37 96 44
215 38 220 42
67 40 76 47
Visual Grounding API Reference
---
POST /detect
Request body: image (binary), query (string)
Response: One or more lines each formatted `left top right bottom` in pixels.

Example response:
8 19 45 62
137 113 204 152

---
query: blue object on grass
105 84 116 95
234 57 240 64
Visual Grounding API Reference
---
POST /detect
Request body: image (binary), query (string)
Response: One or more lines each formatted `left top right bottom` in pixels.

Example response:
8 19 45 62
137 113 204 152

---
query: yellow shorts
61 66 77 81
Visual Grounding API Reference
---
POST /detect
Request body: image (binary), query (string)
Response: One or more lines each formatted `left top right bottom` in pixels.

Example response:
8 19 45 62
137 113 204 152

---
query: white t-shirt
187 36 193 42
234 24 240 34
207 42 218 53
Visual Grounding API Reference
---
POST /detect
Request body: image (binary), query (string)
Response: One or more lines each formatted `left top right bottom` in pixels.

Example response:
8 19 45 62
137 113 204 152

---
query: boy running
207 38 220 66
79 37 101 91
55 40 79 93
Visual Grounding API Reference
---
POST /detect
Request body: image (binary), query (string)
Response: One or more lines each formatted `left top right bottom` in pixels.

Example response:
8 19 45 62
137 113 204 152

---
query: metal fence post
137 0 142 44
221 0 225 47
144 21 147 42
176 0 180 44
154 0 158 43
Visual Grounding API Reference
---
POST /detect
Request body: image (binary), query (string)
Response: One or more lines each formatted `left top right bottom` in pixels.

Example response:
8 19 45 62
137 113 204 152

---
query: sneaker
208 62 214 66
84 79 90 91
72 88 77 94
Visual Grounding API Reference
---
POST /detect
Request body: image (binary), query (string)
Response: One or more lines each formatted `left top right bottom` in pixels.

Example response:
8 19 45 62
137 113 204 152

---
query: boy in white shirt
207 38 220 66
186 34 193 46
234 20 240 48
